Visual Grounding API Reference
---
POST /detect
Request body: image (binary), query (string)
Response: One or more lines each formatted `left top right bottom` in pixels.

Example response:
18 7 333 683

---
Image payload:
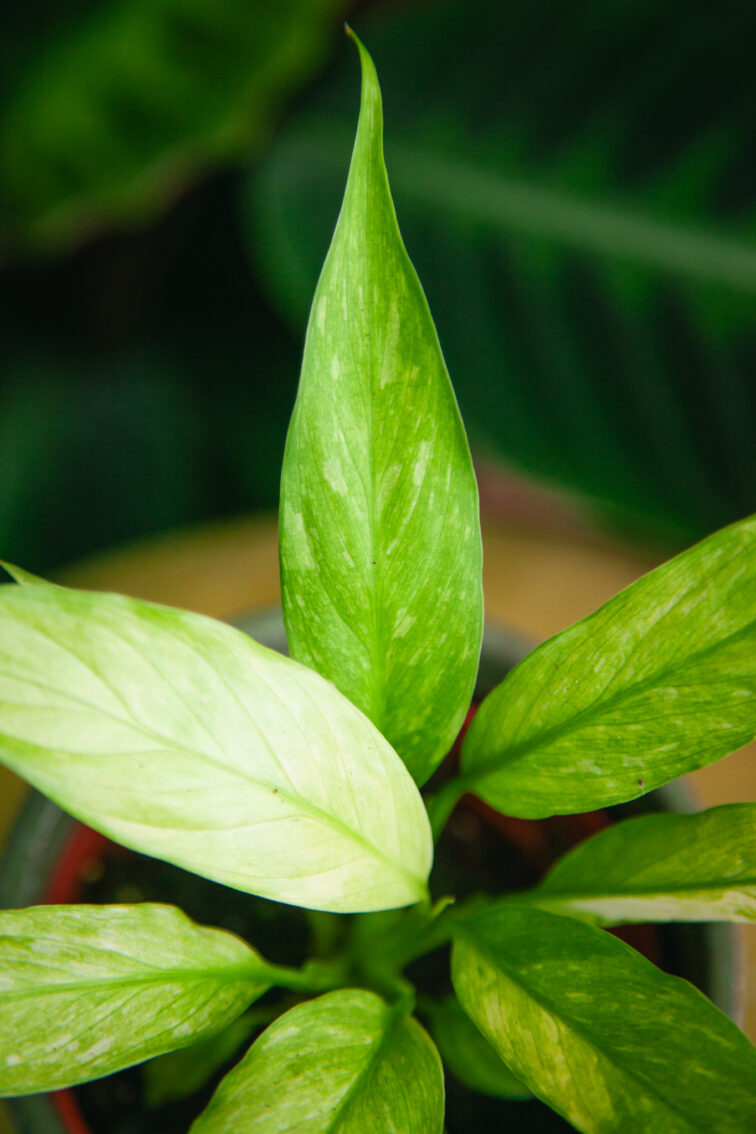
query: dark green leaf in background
279 34 483 785
0 208 303 573
247 0 756 542
0 371 68 565
460 515 756 817
0 0 347 253
452 905 756 1133
143 1010 262 1108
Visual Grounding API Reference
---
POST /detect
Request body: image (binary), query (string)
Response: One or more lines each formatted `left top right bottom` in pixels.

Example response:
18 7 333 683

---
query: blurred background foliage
1 0 754 572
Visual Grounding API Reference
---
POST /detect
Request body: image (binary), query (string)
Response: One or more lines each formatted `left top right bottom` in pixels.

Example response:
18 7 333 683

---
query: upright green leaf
461 515 756 817
452 905 756 1134
249 0 756 543
0 904 270 1095
523 804 756 925
279 32 483 786
190 989 444 1133
0 576 432 912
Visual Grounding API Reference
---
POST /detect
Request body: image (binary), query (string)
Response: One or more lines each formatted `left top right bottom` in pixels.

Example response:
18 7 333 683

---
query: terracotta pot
0 611 741 1133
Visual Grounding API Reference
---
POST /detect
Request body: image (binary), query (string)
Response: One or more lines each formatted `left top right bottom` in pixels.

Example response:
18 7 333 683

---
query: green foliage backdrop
1 0 755 570
0 0 345 252
248 0 756 542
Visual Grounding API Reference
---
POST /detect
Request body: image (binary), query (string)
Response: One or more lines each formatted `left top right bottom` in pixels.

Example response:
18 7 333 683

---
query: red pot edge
43 826 119 1134
50 1090 91 1134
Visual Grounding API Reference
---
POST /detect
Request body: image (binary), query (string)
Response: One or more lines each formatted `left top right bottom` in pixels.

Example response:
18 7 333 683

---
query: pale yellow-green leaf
0 904 269 1095
0 577 431 912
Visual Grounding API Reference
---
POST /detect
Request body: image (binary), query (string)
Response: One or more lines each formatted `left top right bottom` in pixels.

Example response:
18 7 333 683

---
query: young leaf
524 804 756 925
190 989 444 1133
452 905 756 1134
248 0 756 546
0 904 270 1095
279 31 483 786
461 515 756 817
0 577 432 912
423 995 531 1101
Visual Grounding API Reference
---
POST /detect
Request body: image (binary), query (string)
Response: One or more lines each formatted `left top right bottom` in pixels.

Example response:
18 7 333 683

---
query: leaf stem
425 775 468 841
265 958 347 994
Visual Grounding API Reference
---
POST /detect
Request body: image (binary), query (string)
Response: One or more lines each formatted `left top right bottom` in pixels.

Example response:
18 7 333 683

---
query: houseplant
1 28 755 1133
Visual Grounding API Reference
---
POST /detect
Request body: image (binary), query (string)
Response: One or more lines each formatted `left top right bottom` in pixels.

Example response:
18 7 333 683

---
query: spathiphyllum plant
2 31 756 1134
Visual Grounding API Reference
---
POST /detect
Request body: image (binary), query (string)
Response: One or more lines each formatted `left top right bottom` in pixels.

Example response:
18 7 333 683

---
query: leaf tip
343 23 364 52
0 561 44 586
344 24 379 95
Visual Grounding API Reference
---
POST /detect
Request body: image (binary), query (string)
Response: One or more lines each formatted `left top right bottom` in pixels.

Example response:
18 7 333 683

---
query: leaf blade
423 995 531 1100
461 515 756 816
452 905 756 1133
190 988 445 1133
526 804 756 925
0 903 269 1095
0 579 432 912
279 33 483 785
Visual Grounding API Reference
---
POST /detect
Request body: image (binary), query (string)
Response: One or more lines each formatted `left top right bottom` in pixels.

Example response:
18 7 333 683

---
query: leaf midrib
325 1005 403 1131
534 876 756 902
349 97 388 731
0 963 265 1005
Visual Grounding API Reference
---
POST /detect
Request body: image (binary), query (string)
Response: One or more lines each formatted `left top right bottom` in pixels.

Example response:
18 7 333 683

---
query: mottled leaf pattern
453 905 756 1133
0 904 269 1095
191 989 444 1132
279 33 483 786
249 0 756 541
461 516 756 816
526 804 756 924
